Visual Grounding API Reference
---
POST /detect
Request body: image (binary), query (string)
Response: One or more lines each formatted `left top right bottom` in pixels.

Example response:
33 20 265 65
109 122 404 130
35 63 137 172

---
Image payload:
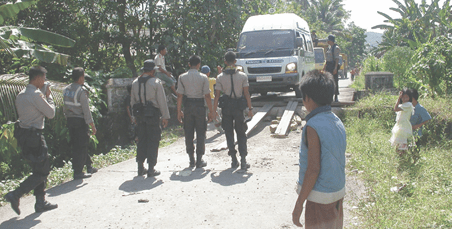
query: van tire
294 86 302 98
260 92 268 96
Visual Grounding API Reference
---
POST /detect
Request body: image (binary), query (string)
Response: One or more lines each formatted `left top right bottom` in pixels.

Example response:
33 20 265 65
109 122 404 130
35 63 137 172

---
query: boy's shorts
295 183 343 229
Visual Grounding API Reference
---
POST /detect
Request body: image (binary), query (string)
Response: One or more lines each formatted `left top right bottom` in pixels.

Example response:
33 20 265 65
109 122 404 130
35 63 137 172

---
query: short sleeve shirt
176 69 210 98
410 103 431 136
326 45 340 62
215 69 249 98
154 54 166 73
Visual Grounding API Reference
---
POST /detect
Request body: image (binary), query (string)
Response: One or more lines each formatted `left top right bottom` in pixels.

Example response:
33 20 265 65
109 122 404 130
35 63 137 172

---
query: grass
345 93 452 228
0 125 184 207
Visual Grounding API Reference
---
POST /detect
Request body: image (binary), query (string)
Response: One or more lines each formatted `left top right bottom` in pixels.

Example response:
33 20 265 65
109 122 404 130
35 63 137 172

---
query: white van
235 13 315 97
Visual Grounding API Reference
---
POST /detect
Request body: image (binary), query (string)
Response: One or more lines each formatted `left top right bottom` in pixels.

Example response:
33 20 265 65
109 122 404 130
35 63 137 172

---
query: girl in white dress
390 89 414 154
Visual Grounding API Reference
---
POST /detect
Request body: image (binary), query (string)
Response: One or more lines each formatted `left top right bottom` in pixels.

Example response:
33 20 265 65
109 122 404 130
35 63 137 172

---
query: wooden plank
210 103 274 152
274 101 298 136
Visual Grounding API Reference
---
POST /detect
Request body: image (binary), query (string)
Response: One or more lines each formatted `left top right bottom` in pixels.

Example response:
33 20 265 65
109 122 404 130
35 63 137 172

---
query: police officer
323 34 340 102
131 59 170 177
63 67 98 180
176 55 214 168
4 66 58 215
213 51 254 170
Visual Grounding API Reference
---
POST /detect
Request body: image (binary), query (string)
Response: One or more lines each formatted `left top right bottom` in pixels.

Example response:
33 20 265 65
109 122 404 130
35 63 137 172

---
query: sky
342 0 448 33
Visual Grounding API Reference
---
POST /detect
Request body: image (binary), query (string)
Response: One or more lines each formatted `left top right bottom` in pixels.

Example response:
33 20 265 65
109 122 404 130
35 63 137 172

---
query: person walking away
4 66 58 215
177 55 214 168
389 89 414 155
292 70 346 228
323 34 340 102
213 51 253 170
201 65 224 133
63 67 98 180
155 44 177 95
131 59 170 177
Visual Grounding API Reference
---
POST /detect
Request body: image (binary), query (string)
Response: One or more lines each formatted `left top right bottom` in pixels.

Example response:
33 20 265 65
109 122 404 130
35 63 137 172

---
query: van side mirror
296 38 303 47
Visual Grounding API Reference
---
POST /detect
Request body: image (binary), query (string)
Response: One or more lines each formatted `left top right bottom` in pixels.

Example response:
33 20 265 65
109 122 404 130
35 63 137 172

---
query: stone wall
105 78 135 114
365 72 394 90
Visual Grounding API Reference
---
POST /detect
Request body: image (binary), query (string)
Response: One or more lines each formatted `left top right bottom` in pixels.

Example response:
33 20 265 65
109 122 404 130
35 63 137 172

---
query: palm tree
304 0 349 34
0 0 75 66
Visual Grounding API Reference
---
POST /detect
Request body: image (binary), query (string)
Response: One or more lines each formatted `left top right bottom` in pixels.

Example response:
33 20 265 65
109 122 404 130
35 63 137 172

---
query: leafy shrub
382 46 416 89
410 36 452 96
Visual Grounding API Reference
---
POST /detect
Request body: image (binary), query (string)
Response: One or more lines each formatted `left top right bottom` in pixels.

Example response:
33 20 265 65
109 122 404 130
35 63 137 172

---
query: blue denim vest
298 105 346 204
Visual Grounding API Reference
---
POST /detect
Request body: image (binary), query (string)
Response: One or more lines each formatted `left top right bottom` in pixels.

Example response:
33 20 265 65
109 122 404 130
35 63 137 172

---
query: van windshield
237 30 295 53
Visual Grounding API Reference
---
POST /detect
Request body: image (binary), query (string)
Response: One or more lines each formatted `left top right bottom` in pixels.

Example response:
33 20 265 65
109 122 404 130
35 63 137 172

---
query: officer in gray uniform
323 34 341 102
63 67 98 180
176 55 214 168
213 51 254 170
4 66 58 215
131 59 170 177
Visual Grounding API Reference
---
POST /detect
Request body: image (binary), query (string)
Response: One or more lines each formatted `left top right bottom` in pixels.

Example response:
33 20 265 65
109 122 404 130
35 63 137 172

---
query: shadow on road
0 211 42 228
210 168 253 186
119 176 163 193
170 168 211 182
46 179 86 197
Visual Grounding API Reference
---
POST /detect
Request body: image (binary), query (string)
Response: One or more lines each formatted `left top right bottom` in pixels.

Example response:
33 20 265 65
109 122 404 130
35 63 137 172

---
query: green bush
382 46 416 89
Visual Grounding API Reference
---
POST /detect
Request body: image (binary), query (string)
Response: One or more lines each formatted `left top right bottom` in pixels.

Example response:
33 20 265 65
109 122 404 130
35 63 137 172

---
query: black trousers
183 104 207 157
16 134 50 197
222 108 247 158
136 116 161 168
67 117 92 174
326 61 339 98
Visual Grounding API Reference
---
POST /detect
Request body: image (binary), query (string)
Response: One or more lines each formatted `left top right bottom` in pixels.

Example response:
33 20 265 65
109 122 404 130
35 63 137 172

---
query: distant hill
365 32 383 47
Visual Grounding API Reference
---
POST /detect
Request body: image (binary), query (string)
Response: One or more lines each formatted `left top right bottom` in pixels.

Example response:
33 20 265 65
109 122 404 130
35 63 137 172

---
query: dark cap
328 34 335 42
200 65 210 74
141 59 158 72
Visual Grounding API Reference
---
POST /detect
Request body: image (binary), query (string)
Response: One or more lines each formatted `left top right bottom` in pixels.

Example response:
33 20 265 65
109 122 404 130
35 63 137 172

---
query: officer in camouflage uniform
131 60 170 177
63 67 98 180
4 66 58 215
176 55 214 168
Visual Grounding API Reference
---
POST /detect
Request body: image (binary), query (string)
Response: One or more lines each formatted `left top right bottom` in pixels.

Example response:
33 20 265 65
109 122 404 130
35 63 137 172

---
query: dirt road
0 76 363 229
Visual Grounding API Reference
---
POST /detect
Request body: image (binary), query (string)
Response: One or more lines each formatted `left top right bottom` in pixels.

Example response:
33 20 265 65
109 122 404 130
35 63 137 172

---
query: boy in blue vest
292 70 346 228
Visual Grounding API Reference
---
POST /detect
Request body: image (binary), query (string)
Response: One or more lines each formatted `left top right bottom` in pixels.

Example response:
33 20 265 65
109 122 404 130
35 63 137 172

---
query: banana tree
0 0 75 66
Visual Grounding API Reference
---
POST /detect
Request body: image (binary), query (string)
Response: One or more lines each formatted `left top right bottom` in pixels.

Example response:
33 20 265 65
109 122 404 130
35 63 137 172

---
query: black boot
189 154 195 168
138 163 148 176
196 155 207 168
4 191 20 215
34 196 58 213
147 166 161 177
87 166 98 174
240 157 250 170
231 155 239 168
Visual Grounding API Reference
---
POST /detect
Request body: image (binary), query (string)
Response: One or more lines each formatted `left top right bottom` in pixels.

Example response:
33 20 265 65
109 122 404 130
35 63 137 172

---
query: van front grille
247 67 281 74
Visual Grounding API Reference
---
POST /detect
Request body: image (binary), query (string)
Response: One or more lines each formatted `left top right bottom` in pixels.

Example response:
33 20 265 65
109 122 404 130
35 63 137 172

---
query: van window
301 34 308 51
305 34 313 52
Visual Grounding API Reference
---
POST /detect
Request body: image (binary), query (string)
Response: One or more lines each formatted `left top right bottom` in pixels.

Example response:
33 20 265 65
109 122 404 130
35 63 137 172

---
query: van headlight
236 65 244 72
286 63 297 73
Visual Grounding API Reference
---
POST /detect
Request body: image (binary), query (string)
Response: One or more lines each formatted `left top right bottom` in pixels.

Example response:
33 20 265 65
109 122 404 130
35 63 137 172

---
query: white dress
390 102 414 147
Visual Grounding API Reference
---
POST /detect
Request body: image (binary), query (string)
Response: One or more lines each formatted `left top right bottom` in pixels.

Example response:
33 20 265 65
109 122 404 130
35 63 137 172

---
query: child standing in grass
390 89 414 154
292 70 346 228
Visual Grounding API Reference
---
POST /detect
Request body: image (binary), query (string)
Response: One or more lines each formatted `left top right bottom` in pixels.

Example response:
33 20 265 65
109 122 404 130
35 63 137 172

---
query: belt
185 98 204 102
